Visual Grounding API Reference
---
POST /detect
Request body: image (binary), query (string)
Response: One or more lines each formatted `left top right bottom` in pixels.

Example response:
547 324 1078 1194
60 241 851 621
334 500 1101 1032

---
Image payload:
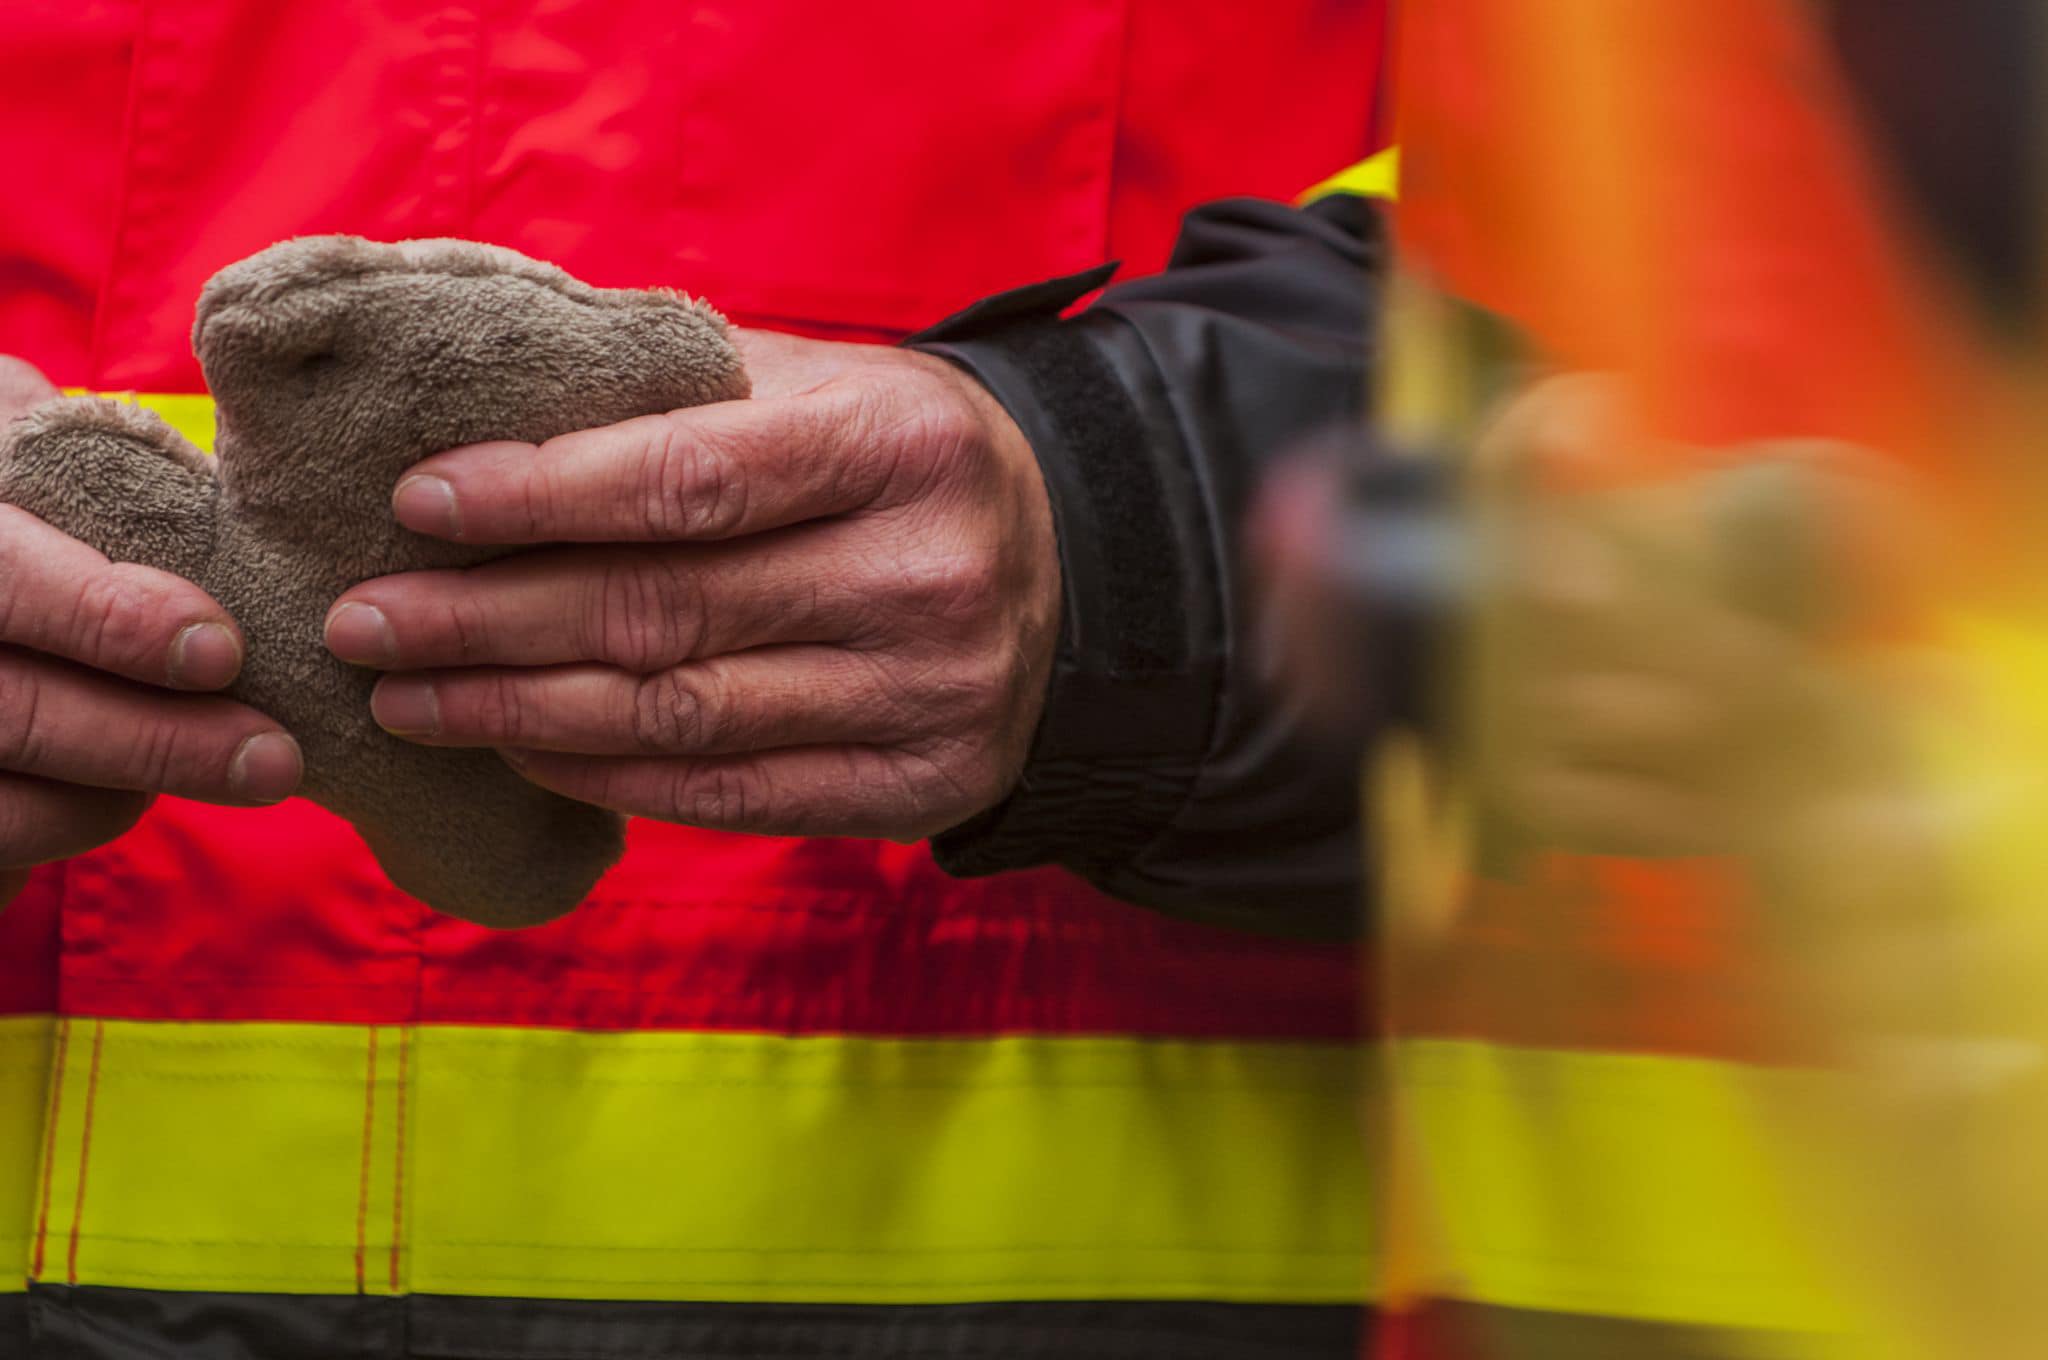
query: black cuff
909 271 1220 883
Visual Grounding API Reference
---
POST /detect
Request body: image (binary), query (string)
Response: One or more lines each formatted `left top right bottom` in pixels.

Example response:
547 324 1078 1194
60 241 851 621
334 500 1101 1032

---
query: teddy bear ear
0 398 220 582
192 238 365 433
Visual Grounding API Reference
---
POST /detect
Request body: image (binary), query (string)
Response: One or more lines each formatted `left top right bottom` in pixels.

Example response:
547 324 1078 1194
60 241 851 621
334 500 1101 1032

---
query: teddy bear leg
0 399 221 581
347 744 626 928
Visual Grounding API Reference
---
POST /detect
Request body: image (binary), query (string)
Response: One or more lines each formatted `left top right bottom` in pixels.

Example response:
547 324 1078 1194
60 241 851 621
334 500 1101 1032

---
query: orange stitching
389 1027 410 1293
66 1020 106 1285
30 1018 71 1280
354 1027 380 1294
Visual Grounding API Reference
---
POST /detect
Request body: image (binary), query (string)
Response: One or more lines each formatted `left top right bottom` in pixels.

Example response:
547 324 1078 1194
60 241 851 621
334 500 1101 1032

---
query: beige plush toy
0 237 751 926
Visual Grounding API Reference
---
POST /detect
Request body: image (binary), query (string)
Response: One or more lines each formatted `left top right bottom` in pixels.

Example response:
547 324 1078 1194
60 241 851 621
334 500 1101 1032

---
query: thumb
0 356 60 424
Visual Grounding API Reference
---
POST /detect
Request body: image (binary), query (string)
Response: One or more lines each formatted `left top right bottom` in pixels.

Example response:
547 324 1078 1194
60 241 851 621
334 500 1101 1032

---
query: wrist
912 309 1220 883
901 348 1064 816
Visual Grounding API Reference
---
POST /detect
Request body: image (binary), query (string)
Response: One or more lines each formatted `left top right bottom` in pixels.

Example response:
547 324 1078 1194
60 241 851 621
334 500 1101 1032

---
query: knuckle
890 547 999 630
646 417 749 539
902 740 983 810
838 747 962 842
440 591 498 663
851 650 950 734
132 716 201 792
518 464 562 540
904 384 980 461
861 372 976 502
460 673 532 740
819 382 918 501
886 644 1036 787
471 671 536 737
72 566 170 671
946 652 1016 728
839 587 900 649
816 377 887 443
854 362 946 435
596 553 703 670
628 669 709 754
676 764 756 828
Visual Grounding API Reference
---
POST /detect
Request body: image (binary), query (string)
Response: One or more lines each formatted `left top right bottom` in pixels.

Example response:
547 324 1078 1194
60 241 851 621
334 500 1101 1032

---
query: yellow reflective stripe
31 1020 1366 1304
1299 147 1401 205
61 390 217 453
0 1016 53 1295
1392 1039 1854 1337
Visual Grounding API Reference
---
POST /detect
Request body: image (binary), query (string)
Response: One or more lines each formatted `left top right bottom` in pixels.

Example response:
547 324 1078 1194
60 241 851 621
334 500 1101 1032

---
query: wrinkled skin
0 356 298 909
331 329 1061 842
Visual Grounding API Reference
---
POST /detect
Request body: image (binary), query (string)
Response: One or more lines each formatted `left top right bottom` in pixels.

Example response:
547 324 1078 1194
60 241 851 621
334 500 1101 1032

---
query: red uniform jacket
0 4 1383 1357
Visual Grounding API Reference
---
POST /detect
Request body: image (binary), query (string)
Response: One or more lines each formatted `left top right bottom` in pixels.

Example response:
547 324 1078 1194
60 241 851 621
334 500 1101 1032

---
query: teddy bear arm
0 398 221 585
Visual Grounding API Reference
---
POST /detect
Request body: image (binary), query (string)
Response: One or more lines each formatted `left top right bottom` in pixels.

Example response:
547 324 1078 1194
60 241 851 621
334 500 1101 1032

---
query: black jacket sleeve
910 193 1387 939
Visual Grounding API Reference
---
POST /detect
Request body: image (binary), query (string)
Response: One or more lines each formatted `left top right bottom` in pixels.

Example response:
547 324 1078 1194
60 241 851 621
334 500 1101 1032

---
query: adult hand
0 358 303 905
326 330 1060 841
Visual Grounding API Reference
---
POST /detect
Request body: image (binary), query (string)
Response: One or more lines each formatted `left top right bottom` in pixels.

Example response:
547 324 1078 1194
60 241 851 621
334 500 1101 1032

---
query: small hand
326 330 1060 841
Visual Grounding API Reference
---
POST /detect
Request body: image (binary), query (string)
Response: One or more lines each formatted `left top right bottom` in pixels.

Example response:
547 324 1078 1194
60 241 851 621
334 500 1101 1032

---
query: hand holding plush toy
0 237 749 925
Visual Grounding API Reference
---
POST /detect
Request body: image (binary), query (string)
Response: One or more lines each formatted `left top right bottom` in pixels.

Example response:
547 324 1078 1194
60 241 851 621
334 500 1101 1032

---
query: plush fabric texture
0 236 750 926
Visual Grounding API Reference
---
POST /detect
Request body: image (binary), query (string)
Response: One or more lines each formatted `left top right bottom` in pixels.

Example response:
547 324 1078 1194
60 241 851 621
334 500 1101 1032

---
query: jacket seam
84 0 160 388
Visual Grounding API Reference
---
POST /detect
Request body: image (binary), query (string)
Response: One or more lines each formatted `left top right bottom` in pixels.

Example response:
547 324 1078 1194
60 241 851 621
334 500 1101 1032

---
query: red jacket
0 4 1384 1357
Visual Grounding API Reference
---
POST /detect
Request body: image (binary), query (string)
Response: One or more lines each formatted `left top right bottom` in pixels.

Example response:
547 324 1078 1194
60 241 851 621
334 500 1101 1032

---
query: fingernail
324 602 396 665
394 475 461 538
168 622 243 689
229 731 303 804
372 677 440 736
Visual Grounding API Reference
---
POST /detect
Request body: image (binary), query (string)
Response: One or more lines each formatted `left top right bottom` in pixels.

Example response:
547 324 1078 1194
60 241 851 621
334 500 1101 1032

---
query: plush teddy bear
0 237 750 926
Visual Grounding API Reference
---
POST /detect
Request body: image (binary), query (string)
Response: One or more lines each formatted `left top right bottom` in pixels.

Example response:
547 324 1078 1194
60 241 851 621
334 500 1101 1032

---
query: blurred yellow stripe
1395 1038 1855 1340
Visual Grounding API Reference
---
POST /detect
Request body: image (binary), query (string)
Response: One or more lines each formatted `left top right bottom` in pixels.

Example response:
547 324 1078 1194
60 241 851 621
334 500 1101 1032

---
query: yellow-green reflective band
27 1020 1367 1304
1392 1039 1855 1338
1299 147 1401 206
62 390 217 453
0 1016 53 1295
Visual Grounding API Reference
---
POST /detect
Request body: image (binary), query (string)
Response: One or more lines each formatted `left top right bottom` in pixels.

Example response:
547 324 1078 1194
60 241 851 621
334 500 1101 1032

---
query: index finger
392 390 895 546
0 505 245 690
